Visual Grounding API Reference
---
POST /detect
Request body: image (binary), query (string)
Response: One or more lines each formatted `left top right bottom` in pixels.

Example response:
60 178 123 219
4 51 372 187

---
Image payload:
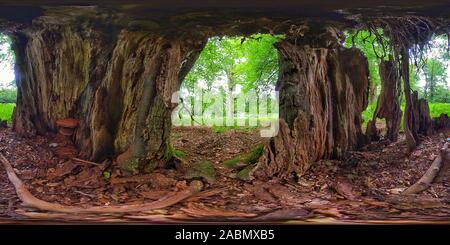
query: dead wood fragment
71 157 101 166
402 142 449 195
253 208 311 221
0 152 202 214
311 207 343 218
15 209 121 222
180 203 257 219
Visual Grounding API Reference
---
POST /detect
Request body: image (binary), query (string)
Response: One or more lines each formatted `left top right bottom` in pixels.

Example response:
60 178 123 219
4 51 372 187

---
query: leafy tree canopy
0 34 13 65
183 34 280 95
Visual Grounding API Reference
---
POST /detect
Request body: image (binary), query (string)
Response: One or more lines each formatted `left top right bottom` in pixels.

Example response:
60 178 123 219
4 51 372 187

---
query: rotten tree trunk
433 114 450 130
257 29 369 179
417 98 433 136
366 59 402 142
11 23 206 172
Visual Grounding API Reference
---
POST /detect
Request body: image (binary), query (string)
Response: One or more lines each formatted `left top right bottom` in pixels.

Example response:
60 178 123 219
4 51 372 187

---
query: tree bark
11 23 206 172
257 28 369 179
401 48 419 152
417 98 433 136
433 113 450 130
366 59 402 142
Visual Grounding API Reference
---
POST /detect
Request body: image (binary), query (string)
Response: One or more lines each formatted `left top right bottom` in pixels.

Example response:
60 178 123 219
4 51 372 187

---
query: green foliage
422 58 448 102
102 171 111 180
428 103 450 118
223 144 264 168
172 148 186 158
184 34 280 91
362 102 449 130
223 158 241 168
179 34 281 127
361 103 377 128
235 34 280 93
163 143 186 168
344 30 389 102
243 144 265 164
0 103 14 123
0 89 17 103
236 165 253 181
412 35 450 104
1 34 15 89
0 34 14 64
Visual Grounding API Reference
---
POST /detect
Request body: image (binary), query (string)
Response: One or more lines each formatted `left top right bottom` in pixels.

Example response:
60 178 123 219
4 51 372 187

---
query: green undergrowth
223 144 264 168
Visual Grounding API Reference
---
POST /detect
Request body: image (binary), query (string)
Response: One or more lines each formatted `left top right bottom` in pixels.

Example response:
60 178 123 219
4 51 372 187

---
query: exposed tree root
402 142 449 195
0 152 203 214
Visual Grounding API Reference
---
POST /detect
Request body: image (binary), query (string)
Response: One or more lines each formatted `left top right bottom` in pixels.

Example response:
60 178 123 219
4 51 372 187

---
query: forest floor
0 126 449 223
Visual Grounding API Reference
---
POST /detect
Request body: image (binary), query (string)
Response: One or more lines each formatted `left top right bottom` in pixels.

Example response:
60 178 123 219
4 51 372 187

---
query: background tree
423 58 447 101
180 34 280 125
0 34 16 105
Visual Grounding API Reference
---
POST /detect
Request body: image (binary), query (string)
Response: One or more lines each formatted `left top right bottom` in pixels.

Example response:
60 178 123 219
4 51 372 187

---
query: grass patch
223 144 264 168
0 103 14 124
361 102 450 131
428 103 450 118
163 143 187 169
236 165 254 181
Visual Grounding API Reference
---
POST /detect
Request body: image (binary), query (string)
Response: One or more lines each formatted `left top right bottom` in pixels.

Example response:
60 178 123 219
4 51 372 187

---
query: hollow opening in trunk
0 33 16 127
169 34 280 180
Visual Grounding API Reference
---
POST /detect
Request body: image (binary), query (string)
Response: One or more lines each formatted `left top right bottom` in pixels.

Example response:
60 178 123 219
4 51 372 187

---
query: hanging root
0 152 203 214
402 142 449 195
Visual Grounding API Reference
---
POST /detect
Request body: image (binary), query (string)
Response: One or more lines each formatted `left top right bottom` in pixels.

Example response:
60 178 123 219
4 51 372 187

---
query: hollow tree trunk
12 22 206 172
257 29 369 180
401 48 419 152
366 59 402 142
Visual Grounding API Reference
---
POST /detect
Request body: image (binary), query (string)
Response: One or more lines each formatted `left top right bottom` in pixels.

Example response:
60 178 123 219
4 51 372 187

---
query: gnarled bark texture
257 28 369 180
366 59 402 142
12 22 206 171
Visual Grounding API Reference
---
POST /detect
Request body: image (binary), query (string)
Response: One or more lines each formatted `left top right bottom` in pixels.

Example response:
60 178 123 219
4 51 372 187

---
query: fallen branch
71 157 101 166
402 142 449 195
0 152 203 214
